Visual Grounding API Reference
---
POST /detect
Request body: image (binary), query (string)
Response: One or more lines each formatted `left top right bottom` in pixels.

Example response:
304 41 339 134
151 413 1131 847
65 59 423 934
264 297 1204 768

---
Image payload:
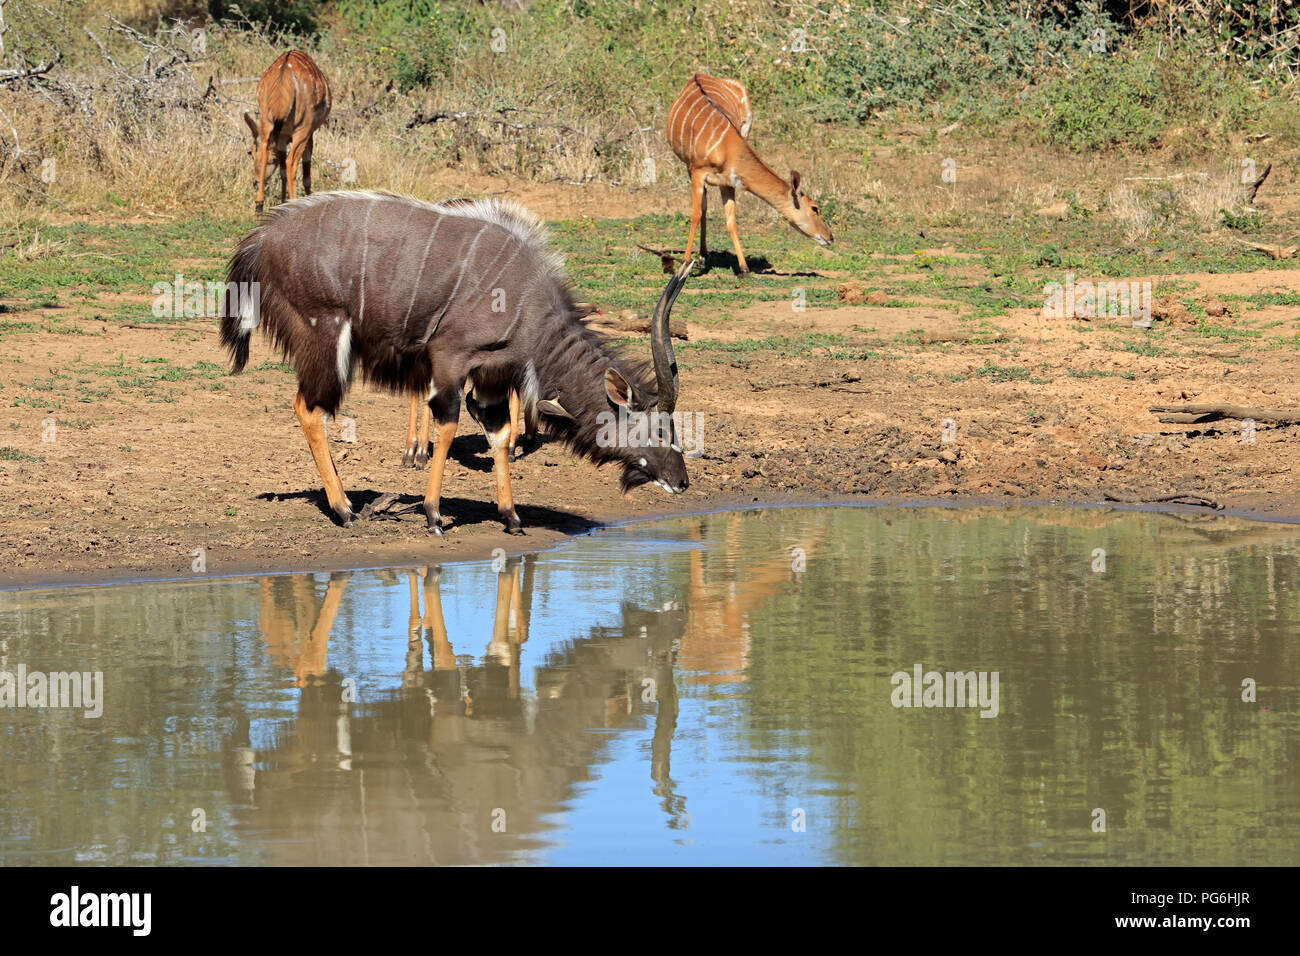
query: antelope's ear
244 111 258 136
604 367 641 409
790 169 802 207
537 398 574 420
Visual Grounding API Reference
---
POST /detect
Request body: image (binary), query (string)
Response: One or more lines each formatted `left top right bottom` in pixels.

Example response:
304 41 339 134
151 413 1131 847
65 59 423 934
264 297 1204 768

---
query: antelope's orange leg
254 126 274 213
699 186 708 258
285 131 311 202
487 563 515 663
684 168 708 265
403 395 422 467
277 149 288 205
423 567 457 670
487 419 522 534
720 185 749 275
417 401 431 466
301 137 315 196
507 390 525 461
293 392 354 526
296 574 347 686
422 419 459 535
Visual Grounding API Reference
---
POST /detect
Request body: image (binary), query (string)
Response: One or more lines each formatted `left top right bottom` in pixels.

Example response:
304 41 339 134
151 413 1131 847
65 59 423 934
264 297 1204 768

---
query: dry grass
1106 163 1259 242
0 1 1286 247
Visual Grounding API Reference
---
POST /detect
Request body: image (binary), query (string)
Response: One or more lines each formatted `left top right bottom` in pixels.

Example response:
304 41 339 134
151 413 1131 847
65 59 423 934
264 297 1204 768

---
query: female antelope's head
786 170 834 246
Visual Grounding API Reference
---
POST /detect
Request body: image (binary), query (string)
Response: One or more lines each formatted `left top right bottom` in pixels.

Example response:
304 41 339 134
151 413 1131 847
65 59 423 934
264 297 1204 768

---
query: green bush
208 0 324 36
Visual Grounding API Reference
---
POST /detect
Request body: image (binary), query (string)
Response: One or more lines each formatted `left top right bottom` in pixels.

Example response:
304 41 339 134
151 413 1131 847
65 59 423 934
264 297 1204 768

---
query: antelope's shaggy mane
266 189 567 283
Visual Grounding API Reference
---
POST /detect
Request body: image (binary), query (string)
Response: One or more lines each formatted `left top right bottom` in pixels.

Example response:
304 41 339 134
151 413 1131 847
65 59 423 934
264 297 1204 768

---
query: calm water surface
1 505 1298 865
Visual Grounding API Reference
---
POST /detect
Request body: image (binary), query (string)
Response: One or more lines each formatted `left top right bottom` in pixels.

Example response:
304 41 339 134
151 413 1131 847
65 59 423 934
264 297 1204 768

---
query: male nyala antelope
666 74 832 274
220 191 691 534
244 51 331 214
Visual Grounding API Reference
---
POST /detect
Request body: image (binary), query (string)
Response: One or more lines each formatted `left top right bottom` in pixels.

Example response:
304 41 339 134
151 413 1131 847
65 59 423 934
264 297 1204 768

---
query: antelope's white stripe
358 198 375 324
403 212 444 332
336 320 352 384
238 286 259 331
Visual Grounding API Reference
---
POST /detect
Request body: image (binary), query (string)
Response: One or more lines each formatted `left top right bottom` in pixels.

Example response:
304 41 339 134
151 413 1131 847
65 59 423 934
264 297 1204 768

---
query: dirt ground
5 161 1300 589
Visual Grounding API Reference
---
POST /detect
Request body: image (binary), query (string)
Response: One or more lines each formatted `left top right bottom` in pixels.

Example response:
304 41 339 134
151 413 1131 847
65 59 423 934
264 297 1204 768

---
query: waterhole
1 505 1297 865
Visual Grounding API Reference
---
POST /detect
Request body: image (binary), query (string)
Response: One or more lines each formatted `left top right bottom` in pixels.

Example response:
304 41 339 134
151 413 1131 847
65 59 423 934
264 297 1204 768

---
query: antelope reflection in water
229 514 823 862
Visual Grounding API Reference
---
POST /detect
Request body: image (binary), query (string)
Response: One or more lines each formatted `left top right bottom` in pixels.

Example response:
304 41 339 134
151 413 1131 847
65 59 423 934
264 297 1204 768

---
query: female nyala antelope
220 191 690 534
404 388 533 467
666 74 832 274
244 51 331 214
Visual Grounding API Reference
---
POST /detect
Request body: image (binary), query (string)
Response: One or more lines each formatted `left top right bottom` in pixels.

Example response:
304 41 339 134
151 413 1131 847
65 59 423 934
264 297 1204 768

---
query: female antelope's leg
301 136 314 196
402 394 419 467
507 389 522 462
403 394 433 468
293 392 354 526
416 401 431 467
720 185 749 275
698 187 709 259
402 570 425 686
422 391 461 535
683 168 708 265
277 147 289 205
254 127 274 213
285 131 310 202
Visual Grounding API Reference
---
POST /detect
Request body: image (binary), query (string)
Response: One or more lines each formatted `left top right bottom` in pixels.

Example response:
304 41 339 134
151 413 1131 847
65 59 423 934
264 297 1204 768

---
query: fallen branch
1244 161 1272 204
1232 238 1298 260
1149 402 1300 425
0 53 59 85
590 312 688 340
359 492 421 521
119 324 215 333
920 330 1007 344
750 372 865 392
636 243 682 274
1103 491 1224 511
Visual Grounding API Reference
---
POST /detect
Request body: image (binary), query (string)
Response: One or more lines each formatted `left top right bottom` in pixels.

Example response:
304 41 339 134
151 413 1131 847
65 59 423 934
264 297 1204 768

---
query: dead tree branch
1149 403 1300 425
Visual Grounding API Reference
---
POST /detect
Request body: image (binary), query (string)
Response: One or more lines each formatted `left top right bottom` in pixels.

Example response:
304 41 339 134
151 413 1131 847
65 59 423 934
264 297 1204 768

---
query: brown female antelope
220 191 690 535
666 73 832 274
404 389 532 466
243 51 331 214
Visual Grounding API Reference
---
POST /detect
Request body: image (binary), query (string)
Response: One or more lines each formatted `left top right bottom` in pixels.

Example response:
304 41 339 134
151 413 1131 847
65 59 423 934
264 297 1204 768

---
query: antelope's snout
657 454 689 495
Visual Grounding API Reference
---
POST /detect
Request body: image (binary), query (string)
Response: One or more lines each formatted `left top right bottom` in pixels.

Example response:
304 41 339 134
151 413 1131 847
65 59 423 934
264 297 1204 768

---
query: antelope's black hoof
424 504 443 535
736 268 751 278
254 202 264 215
334 508 355 528
401 446 429 468
503 514 523 535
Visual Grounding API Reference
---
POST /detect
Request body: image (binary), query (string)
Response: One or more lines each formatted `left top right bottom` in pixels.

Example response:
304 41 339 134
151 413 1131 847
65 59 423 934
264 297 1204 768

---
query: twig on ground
1103 491 1225 511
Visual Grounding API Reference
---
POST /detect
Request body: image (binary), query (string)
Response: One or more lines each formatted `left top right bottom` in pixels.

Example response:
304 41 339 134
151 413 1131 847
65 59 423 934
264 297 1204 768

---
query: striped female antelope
243 51 331 214
666 74 832 274
220 191 691 534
